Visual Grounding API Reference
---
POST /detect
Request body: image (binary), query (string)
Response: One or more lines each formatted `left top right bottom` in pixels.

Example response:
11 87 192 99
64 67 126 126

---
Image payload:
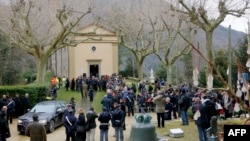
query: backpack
204 100 217 125
178 94 189 106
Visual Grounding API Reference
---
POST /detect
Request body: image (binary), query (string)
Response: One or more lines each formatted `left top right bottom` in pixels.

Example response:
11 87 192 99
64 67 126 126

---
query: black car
17 100 67 134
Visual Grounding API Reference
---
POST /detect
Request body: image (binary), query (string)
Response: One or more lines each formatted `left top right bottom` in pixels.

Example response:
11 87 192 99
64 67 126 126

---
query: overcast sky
221 15 248 33
1 0 249 33
163 0 250 33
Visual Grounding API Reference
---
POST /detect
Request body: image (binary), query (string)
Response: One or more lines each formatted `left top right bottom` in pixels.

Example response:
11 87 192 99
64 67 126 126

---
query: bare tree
0 0 96 83
101 0 191 81
170 0 250 87
100 1 164 80
154 11 194 84
181 33 250 112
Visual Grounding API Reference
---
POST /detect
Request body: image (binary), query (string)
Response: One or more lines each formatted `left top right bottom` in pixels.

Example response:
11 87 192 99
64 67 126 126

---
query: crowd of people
52 73 250 141
60 74 127 141
0 73 249 141
62 100 125 141
85 74 250 141
0 93 31 123
0 93 31 141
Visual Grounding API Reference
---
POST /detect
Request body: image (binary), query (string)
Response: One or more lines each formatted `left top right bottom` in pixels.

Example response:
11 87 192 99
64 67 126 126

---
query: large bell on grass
130 114 157 141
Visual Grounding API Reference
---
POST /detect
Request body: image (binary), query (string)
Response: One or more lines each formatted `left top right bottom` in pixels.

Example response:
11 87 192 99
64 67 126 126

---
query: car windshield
30 103 55 113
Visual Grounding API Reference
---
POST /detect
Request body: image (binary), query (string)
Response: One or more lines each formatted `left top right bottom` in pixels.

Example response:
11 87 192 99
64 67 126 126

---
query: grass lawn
158 120 199 141
57 88 106 113
57 82 200 141
92 91 106 112
57 88 81 103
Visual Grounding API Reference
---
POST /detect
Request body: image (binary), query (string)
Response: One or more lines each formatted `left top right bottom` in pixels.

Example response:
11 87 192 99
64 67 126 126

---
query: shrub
0 84 49 106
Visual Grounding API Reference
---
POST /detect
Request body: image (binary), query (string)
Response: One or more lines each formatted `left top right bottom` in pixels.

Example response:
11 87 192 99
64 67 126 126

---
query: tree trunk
166 64 172 85
137 62 143 80
205 31 214 85
35 56 48 84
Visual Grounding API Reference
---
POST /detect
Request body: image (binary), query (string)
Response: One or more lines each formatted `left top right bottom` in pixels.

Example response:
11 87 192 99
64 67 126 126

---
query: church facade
50 24 119 79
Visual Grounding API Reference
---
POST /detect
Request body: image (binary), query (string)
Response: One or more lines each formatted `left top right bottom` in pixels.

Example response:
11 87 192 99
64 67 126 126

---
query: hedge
0 84 50 107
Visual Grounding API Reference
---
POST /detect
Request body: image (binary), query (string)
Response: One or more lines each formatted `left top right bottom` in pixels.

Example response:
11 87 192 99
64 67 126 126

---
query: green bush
0 84 49 107
23 70 36 84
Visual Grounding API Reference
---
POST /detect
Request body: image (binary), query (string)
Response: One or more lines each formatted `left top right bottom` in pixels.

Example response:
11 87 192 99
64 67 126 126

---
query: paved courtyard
7 98 169 141
8 112 162 141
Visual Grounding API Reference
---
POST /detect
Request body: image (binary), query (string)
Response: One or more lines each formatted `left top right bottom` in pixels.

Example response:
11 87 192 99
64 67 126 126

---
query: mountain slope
121 25 247 77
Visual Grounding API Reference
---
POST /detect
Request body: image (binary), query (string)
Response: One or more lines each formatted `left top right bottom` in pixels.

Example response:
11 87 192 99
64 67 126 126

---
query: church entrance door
89 64 99 77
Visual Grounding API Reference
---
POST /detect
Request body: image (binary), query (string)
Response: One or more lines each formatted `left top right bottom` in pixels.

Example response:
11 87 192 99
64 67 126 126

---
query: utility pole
61 48 63 77
228 25 232 89
131 51 135 78
54 50 58 77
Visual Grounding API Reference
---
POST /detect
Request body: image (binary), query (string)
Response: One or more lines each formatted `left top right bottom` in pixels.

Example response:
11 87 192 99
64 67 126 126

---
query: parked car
17 100 67 134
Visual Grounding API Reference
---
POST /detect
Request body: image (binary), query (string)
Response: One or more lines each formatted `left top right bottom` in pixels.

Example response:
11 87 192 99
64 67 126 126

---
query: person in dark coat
1 106 7 119
201 95 217 128
88 86 94 102
76 108 86 141
119 98 127 130
25 114 47 141
164 97 173 120
71 78 76 91
64 109 77 141
178 88 190 125
101 78 107 92
69 97 76 115
101 95 112 113
98 107 111 141
194 100 208 141
65 78 70 91
111 102 125 141
22 93 31 114
0 112 10 141
107 90 115 111
13 93 23 118
0 94 8 110
169 90 178 119
6 97 15 124
138 93 146 114
86 107 98 141
131 83 137 94
126 89 135 116
64 104 73 118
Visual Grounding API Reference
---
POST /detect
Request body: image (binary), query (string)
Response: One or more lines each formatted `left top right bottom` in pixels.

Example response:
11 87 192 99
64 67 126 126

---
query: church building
50 24 119 79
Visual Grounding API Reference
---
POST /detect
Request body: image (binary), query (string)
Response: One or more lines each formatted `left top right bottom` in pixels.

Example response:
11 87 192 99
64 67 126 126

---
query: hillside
197 25 246 49
120 25 247 77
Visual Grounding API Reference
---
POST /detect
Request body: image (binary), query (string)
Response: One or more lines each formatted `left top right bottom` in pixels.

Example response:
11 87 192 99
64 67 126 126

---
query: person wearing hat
25 114 47 141
111 102 125 141
98 106 111 141
63 108 77 141
64 104 73 118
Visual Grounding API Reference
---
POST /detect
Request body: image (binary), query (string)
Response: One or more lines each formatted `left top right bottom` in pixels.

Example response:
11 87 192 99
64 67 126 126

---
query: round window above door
91 46 96 52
